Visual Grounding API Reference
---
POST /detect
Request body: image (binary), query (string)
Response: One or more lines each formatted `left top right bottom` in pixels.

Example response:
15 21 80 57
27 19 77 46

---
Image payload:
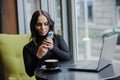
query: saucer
40 65 60 71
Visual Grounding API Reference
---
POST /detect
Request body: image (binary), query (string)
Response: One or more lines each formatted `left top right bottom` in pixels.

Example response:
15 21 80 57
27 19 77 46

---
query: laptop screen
97 34 118 71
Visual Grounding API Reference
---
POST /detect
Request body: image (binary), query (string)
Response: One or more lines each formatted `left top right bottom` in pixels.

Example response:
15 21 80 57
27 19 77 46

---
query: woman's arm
51 34 72 61
23 46 41 77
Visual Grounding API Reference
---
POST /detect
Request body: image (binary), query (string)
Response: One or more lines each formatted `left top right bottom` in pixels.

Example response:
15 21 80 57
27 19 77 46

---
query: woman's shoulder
54 34 62 38
24 40 35 48
54 34 64 42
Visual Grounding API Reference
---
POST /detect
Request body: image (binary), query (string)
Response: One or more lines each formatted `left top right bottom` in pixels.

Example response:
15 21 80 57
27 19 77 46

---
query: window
116 0 120 6
71 0 117 60
17 0 40 34
48 0 69 44
117 7 120 26
48 0 62 35
87 1 93 22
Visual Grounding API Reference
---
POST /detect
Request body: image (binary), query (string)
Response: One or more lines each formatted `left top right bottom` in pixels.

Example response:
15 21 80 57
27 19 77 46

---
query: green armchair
0 34 35 80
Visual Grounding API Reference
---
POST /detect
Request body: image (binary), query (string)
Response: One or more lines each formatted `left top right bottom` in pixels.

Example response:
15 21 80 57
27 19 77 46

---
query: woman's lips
40 31 47 35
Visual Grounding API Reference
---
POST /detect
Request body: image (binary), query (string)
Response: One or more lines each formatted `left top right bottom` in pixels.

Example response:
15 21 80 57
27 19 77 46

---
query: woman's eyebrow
37 22 48 24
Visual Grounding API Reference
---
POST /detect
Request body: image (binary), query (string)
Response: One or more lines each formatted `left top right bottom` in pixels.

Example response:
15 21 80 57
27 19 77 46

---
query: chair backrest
0 34 35 80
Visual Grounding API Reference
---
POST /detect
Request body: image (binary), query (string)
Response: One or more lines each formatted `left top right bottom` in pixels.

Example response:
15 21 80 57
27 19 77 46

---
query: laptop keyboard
82 61 98 69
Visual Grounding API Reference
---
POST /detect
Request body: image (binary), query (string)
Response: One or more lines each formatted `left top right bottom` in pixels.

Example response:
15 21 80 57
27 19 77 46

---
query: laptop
68 34 118 72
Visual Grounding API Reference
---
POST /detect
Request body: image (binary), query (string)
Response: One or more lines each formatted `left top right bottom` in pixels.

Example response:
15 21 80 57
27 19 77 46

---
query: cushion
0 34 35 80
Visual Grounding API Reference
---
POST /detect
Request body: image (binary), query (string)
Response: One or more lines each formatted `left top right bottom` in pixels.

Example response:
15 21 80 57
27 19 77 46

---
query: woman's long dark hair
30 10 55 45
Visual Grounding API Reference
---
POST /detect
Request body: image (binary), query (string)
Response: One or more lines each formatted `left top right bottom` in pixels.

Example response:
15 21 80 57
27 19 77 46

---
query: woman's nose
41 25 45 30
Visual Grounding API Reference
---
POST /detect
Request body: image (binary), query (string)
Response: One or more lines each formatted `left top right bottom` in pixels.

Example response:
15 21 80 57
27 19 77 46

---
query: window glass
117 7 120 26
23 0 40 33
49 0 62 35
87 1 93 22
75 0 119 60
48 0 69 45
116 0 120 6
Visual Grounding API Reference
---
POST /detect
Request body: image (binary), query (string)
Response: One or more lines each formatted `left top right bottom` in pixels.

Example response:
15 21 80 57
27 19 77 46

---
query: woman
23 10 72 77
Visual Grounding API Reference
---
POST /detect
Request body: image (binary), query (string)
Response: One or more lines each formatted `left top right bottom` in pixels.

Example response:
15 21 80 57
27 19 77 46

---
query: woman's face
35 15 50 36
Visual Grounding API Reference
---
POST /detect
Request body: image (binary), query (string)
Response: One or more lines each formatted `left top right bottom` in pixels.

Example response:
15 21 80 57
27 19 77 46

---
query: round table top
35 60 120 80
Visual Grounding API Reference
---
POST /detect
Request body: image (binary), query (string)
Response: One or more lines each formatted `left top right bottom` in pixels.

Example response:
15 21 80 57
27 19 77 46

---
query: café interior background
1 0 120 61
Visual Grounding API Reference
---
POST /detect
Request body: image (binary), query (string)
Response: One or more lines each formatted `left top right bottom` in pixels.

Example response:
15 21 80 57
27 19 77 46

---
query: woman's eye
44 22 49 26
36 23 41 26
36 22 49 26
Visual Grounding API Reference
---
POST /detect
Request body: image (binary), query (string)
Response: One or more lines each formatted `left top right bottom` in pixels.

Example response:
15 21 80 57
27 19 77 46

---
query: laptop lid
97 34 118 71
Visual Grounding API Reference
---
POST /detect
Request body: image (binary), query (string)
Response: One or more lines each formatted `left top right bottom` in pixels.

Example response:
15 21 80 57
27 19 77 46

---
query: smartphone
46 31 54 39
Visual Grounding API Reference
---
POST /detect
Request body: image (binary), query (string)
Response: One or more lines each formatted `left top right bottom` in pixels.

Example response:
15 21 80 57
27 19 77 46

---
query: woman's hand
42 38 53 50
36 44 49 59
36 38 53 59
